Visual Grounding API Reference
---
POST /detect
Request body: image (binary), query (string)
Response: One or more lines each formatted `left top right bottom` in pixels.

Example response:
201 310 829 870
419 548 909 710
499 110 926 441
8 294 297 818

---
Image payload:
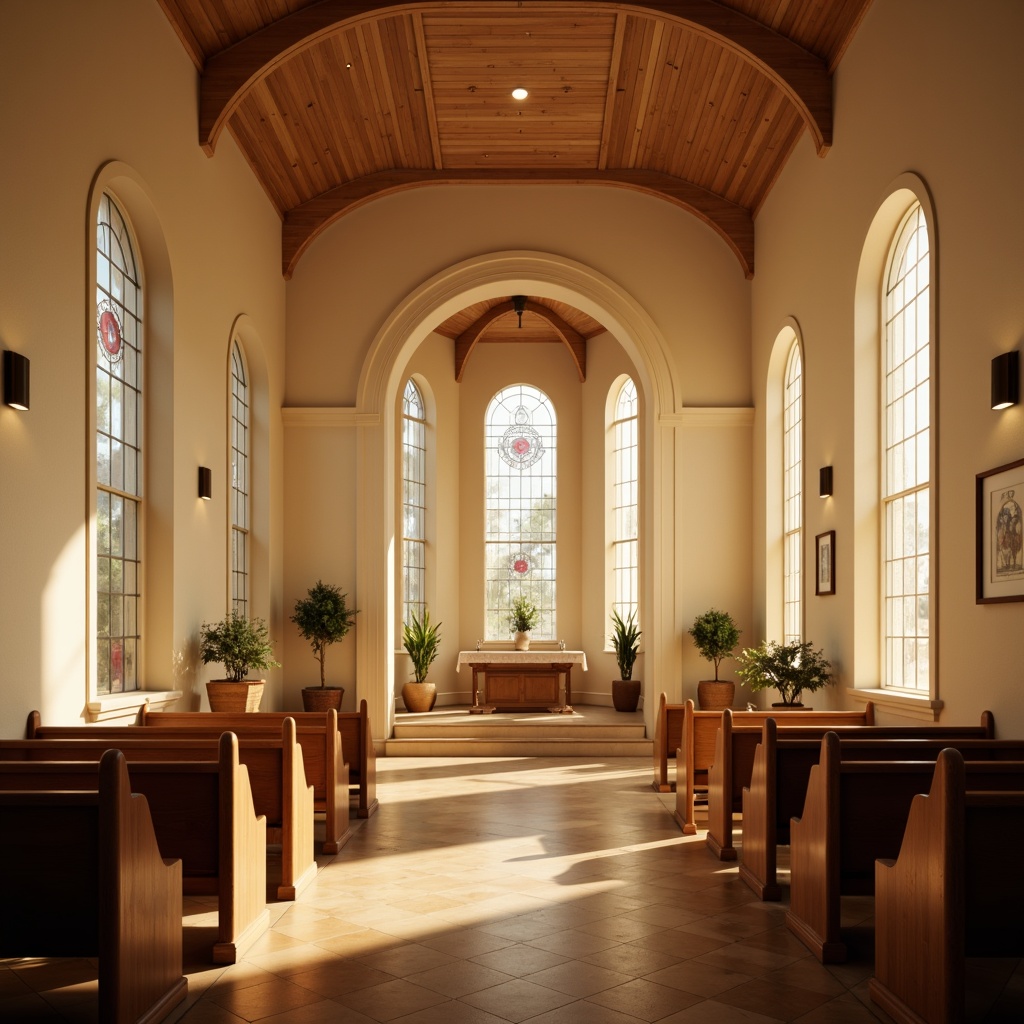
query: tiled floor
3 753 1022 1022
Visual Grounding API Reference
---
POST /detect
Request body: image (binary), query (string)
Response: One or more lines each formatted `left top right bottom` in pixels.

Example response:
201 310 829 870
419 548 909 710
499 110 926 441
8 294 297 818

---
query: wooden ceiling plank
625 19 663 167
412 12 444 168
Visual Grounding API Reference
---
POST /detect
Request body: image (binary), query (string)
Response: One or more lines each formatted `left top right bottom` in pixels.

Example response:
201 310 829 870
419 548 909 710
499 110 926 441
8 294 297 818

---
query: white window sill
86 690 183 723
846 687 943 722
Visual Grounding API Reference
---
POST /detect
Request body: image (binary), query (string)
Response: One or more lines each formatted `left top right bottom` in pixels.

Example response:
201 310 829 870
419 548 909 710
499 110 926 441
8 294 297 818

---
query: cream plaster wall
0 0 286 734
751 0 1024 731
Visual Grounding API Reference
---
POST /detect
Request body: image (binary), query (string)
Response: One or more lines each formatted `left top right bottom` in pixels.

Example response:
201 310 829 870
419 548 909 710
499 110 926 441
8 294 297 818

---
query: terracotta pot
206 680 264 712
402 682 437 713
301 686 344 712
612 679 641 712
513 631 530 651
697 680 735 710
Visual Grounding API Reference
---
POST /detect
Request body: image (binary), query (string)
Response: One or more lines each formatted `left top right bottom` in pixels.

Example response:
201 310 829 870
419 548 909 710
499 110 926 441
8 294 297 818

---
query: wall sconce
198 466 212 500
819 466 833 498
991 350 1020 409
3 350 30 410
511 295 527 328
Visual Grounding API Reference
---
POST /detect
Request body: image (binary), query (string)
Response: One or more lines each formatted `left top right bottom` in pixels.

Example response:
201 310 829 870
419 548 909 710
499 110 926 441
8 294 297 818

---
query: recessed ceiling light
512 87 528 100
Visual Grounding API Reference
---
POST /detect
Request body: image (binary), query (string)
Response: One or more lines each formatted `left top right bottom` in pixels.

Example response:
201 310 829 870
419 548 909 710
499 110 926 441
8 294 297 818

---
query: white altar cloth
456 650 588 672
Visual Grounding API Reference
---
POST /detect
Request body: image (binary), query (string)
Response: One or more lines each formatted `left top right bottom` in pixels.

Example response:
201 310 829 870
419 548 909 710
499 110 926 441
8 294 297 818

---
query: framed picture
815 530 835 596
976 457 1024 604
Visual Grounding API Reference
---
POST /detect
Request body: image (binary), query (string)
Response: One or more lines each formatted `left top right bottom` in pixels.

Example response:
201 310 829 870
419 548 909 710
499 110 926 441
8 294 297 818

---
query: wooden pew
0 732 269 964
38 708 353 854
705 709 996 861
0 749 187 1024
739 717 1016 901
672 701 875 834
136 700 379 818
869 749 1024 1024
2 719 315 900
785 732 1024 963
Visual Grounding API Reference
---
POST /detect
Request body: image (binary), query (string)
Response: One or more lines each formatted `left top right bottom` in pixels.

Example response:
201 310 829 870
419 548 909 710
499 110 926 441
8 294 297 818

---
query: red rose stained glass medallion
96 300 124 364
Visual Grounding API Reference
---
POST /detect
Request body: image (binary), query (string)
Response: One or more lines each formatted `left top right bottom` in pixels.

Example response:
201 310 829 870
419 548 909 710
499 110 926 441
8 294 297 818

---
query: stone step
384 736 654 757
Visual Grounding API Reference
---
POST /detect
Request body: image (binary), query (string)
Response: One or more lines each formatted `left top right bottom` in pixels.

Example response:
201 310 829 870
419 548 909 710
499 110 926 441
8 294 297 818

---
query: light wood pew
2 719 315 900
0 749 187 1024
672 701 875 835
41 708 353 854
0 732 269 964
785 732 1024 964
870 749 1024 1024
705 709 996 861
137 700 379 819
739 716 1015 900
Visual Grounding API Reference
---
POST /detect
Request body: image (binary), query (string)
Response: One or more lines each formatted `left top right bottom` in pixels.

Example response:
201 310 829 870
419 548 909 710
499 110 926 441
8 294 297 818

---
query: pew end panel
738 718 781 900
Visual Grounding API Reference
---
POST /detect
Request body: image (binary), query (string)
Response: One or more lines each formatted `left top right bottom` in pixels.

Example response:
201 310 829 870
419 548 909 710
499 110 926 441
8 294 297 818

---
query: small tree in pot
200 612 280 711
290 580 358 712
401 607 442 713
736 639 835 707
509 595 540 650
610 609 642 712
688 608 741 709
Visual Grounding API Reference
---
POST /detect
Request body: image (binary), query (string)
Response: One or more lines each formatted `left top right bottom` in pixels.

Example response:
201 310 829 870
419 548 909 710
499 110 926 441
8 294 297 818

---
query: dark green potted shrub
509 595 540 650
688 608 741 709
736 639 835 707
200 612 280 711
401 607 442 713
290 580 358 712
610 609 642 712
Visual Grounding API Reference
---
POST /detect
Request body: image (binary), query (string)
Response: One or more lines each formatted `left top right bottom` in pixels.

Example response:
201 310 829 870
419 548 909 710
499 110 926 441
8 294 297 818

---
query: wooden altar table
456 650 588 713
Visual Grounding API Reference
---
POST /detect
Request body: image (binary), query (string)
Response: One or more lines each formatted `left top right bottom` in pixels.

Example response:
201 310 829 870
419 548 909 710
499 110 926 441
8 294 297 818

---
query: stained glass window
485 385 556 639
95 193 142 694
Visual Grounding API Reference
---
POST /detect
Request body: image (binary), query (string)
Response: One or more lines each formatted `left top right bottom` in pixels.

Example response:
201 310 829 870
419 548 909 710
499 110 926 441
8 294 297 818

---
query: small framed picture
976 457 1024 604
816 530 835 596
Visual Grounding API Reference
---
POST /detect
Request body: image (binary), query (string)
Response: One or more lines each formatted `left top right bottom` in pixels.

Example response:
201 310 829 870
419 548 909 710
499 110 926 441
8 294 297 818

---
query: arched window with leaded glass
95 193 143 694
610 377 638 623
230 339 250 617
485 385 556 639
783 343 803 643
402 379 427 626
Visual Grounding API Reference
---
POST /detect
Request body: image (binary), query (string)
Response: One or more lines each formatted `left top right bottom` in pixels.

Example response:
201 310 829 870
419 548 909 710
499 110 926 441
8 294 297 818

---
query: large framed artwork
815 530 835 596
976 457 1024 604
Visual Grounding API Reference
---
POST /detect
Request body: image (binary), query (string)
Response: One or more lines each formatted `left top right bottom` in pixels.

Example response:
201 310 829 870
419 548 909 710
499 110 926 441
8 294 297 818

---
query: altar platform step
386 704 651 757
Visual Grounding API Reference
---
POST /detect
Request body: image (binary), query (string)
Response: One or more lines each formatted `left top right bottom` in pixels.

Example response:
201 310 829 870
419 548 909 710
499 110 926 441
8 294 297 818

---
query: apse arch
353 250 681 738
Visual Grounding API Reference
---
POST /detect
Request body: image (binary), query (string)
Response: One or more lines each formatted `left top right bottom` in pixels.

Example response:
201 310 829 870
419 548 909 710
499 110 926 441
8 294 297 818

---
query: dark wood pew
137 700 379 818
0 732 269 964
2 718 315 900
705 709 996 861
738 717 1018 901
870 749 1024 1024
671 700 875 834
785 732 1024 963
0 749 187 1024
33 708 352 854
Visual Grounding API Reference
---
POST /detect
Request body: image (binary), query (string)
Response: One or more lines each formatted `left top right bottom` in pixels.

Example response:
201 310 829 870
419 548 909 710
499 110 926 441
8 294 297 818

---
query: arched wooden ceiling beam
454 300 587 382
199 1 832 158
282 168 754 280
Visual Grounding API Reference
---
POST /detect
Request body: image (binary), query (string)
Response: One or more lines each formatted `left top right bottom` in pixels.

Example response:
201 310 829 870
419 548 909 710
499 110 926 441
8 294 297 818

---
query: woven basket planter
301 686 344 713
206 680 265 713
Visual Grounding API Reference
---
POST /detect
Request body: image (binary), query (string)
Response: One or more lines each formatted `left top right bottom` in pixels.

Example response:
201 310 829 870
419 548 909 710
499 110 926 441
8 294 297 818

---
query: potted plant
290 580 358 712
688 608 741 709
610 609 642 712
509 595 540 650
736 639 835 707
401 607 442 713
200 612 280 711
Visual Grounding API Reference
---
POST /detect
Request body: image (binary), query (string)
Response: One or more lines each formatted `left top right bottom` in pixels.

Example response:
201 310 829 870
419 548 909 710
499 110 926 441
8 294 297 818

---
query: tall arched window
611 377 639 623
95 193 143 694
882 203 932 692
402 379 427 626
783 344 803 643
485 384 556 639
230 339 250 617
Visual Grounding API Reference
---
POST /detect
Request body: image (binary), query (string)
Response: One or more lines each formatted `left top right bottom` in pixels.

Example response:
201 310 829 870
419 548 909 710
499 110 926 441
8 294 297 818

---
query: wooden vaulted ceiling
158 0 872 356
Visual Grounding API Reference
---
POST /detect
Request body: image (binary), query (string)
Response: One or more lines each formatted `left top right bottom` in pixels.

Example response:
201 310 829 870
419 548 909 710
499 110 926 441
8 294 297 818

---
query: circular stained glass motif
508 553 531 577
499 407 544 469
96 300 124 364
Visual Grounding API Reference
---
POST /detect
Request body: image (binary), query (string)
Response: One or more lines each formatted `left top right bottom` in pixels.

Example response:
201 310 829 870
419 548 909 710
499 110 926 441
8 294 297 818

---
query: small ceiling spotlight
511 87 528 100
512 295 527 328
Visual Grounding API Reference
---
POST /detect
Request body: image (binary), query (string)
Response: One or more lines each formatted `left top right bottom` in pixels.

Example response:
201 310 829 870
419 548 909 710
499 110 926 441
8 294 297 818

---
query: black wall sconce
991 350 1020 410
3 350 30 410
512 295 527 328
819 466 833 498
198 466 212 500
